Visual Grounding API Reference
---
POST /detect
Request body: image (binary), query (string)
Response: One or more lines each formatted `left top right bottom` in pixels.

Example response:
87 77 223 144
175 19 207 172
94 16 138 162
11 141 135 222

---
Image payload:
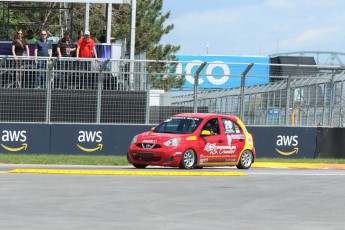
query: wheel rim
183 150 195 168
241 151 252 168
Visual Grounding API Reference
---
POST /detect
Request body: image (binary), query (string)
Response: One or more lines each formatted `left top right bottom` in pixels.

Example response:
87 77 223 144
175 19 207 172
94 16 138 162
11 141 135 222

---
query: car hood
137 131 187 143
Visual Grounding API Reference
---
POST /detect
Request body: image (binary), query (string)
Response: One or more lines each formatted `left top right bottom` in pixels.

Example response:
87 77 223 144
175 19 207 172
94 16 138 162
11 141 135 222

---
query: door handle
218 139 224 143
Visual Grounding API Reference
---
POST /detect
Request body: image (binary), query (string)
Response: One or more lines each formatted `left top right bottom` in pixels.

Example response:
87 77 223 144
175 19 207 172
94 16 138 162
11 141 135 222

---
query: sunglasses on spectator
41 33 47 35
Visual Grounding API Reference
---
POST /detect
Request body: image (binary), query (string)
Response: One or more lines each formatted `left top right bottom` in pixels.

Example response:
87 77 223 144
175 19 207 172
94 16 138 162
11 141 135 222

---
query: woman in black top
12 29 30 88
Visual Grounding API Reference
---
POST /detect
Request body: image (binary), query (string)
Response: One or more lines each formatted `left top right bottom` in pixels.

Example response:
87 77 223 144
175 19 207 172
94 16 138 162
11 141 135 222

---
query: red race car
127 113 255 169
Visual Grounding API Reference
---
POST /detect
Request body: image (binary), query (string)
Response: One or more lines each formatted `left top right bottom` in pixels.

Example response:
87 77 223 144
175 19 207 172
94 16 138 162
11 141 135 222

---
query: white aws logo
276 135 298 146
78 131 102 142
275 135 299 156
77 131 103 152
1 130 28 152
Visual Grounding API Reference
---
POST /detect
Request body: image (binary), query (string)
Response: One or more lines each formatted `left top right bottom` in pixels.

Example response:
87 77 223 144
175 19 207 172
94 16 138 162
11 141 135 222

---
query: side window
222 118 242 134
234 123 242 133
202 118 220 135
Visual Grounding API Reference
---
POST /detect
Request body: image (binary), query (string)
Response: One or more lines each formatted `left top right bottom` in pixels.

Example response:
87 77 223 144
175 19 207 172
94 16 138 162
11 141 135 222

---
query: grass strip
0 154 345 165
0 154 129 166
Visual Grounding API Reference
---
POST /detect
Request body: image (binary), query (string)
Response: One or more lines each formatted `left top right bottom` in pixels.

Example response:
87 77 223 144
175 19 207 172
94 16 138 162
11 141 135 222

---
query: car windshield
153 117 203 134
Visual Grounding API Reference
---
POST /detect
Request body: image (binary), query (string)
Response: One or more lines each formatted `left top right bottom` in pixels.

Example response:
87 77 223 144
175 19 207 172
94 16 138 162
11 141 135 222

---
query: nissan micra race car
127 113 255 169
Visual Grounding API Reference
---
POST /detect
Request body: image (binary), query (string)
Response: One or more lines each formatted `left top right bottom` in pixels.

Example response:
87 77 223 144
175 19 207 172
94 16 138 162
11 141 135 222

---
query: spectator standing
76 30 98 89
34 30 52 88
26 29 37 56
26 30 37 43
57 31 76 88
12 29 30 88
76 30 97 59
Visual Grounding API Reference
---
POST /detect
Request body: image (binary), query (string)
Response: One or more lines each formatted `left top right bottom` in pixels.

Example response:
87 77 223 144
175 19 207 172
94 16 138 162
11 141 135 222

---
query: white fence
1 55 344 126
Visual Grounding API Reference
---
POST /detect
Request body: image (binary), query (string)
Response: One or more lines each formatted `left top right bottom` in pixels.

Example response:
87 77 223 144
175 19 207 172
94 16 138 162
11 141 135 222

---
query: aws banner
176 55 270 89
50 124 151 155
0 124 317 158
0 124 50 153
247 126 317 158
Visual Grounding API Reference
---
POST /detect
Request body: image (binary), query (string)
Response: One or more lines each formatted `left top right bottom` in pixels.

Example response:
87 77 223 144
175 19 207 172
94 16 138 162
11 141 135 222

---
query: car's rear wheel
179 149 196 169
236 150 253 169
133 164 148 169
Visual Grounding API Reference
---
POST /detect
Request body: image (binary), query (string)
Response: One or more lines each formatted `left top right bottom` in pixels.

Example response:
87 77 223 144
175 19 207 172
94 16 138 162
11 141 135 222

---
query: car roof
173 113 238 120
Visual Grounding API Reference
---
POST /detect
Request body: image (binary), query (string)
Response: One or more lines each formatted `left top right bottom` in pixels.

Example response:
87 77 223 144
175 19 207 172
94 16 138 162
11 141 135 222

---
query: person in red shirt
76 30 98 89
76 30 97 58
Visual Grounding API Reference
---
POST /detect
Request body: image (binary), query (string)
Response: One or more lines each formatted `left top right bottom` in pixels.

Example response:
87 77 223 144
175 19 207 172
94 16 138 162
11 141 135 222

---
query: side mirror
201 130 211 136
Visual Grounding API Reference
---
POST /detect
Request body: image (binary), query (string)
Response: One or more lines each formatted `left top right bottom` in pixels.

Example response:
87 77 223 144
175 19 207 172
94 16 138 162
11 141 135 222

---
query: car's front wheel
179 149 196 169
133 164 148 169
236 150 253 169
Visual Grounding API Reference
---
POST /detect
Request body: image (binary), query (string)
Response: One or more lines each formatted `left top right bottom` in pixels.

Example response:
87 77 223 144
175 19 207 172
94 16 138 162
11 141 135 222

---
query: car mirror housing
201 130 211 136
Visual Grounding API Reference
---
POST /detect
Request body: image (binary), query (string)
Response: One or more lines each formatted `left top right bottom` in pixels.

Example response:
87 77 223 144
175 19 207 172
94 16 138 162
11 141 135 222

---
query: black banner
315 128 345 158
0 123 50 154
0 124 330 159
247 126 317 158
50 124 151 155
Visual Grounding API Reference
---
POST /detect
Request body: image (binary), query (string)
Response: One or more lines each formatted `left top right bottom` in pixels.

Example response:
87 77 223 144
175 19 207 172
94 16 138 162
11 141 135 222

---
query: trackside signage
0 124 318 157
0 124 50 154
49 124 151 155
247 126 316 158
176 55 270 89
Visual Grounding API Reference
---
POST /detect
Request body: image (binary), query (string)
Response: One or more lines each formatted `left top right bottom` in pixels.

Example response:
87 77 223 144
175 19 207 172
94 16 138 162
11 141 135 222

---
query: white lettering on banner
184 60 204 85
78 131 102 142
205 61 230 85
176 61 231 86
276 135 298 146
2 130 27 142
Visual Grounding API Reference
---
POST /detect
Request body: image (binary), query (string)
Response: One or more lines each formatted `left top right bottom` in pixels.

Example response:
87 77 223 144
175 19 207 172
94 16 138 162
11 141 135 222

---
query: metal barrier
1 55 344 127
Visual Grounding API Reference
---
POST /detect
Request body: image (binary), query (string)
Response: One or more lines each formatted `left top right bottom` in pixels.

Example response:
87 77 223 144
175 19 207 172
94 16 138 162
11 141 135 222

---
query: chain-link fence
1 55 344 127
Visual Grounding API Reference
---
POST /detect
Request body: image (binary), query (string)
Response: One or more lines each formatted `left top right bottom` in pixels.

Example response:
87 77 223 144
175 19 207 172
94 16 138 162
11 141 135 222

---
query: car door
221 118 245 163
198 117 229 164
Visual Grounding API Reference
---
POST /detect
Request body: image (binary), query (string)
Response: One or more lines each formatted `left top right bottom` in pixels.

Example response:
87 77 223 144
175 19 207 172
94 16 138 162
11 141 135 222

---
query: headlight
246 136 253 146
164 137 181 147
131 135 138 144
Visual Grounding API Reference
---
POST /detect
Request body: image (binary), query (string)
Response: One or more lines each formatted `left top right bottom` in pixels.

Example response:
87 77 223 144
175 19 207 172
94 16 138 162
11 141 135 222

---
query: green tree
113 0 180 59
113 0 183 90
1 2 73 38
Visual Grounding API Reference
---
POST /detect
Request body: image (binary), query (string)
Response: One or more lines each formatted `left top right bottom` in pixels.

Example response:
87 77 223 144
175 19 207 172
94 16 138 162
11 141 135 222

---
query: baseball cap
84 30 90 36
63 31 70 35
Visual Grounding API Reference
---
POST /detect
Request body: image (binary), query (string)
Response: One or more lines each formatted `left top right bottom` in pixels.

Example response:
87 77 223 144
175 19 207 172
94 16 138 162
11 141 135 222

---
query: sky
160 0 345 56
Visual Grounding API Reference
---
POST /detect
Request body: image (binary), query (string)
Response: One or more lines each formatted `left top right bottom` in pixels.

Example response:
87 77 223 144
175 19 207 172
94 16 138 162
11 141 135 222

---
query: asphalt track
0 163 345 230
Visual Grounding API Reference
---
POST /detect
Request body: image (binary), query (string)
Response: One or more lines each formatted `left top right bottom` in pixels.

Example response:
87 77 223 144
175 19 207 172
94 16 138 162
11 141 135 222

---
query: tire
179 149 196 169
236 150 253 169
133 164 148 169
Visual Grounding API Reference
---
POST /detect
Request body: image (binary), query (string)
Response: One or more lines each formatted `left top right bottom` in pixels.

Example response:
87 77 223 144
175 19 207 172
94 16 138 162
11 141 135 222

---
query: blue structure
176 55 270 89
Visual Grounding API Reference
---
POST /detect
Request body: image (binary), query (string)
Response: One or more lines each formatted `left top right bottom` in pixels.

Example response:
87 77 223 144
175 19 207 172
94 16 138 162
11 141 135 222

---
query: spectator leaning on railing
76 30 98 89
57 31 76 89
34 30 52 89
76 30 97 59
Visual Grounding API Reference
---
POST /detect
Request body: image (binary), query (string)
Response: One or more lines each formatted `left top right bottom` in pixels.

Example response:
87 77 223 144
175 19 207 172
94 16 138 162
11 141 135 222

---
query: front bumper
127 146 183 167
